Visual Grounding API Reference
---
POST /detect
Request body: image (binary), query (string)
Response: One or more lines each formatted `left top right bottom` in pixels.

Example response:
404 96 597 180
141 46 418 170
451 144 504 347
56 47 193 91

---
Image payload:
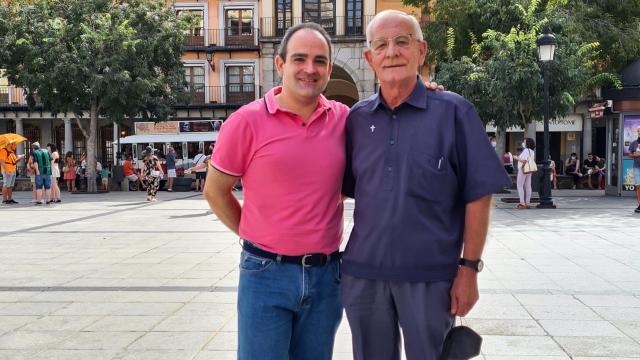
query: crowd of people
499 142 607 210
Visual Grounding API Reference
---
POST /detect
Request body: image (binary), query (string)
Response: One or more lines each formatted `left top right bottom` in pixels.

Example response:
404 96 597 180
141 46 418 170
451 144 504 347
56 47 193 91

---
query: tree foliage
0 0 190 192
403 0 626 136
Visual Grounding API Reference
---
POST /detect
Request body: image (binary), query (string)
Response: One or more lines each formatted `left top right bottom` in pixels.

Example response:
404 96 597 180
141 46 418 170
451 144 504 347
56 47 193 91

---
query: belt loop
276 255 282 263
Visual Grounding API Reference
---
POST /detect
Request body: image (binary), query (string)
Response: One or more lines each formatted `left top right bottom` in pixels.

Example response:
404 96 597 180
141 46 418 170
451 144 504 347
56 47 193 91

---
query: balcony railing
183 85 261 106
184 28 259 49
0 86 28 105
260 16 374 38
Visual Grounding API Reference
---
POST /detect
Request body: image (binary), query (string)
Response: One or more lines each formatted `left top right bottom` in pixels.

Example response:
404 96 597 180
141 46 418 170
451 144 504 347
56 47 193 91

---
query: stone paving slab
0 191 639 359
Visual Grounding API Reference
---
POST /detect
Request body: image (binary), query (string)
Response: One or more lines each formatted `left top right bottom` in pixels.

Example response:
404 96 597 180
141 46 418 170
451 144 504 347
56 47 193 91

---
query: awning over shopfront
118 132 219 144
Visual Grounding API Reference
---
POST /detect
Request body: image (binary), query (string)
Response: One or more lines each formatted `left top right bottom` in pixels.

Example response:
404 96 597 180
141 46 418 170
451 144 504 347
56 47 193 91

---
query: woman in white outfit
47 143 62 203
515 138 536 209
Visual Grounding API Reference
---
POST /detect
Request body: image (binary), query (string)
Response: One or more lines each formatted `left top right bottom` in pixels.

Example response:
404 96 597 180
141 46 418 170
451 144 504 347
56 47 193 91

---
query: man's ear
364 49 373 69
419 40 427 64
275 55 284 78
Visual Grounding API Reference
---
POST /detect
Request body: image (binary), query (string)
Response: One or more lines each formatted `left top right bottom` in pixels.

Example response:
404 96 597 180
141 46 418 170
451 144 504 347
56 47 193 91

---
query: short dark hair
47 143 57 152
277 22 332 61
525 137 536 150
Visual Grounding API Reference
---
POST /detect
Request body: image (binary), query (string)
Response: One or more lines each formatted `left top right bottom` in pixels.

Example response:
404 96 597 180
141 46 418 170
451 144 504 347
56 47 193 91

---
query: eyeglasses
369 33 414 53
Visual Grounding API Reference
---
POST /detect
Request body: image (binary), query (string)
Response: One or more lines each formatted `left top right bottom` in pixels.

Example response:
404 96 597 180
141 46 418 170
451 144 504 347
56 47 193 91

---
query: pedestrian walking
47 143 61 202
341 10 510 360
165 146 176 192
141 147 162 202
63 151 77 192
515 137 536 209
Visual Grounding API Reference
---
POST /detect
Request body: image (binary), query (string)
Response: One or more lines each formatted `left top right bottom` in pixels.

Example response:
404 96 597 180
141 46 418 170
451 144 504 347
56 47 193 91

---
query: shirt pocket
407 155 458 203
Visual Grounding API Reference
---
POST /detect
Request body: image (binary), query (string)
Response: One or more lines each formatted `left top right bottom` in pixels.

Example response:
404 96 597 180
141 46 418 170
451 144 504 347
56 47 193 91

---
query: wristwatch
459 258 484 272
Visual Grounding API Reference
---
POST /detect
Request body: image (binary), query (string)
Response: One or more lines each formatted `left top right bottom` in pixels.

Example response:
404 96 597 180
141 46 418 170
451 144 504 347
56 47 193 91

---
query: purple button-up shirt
342 80 511 282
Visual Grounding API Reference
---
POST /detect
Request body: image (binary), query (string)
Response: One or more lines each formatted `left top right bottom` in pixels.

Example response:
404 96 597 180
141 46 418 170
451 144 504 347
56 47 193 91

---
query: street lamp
536 29 557 209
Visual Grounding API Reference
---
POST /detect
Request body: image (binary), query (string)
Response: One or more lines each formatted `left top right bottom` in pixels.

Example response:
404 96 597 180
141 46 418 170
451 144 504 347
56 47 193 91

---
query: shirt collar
369 76 429 112
265 86 332 115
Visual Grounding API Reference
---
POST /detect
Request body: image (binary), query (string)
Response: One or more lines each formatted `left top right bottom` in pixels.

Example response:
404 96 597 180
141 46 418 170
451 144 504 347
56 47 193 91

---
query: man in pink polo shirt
204 23 348 359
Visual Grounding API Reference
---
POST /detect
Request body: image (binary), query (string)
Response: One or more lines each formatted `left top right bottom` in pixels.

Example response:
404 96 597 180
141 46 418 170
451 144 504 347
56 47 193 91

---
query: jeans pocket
239 252 273 272
331 260 341 284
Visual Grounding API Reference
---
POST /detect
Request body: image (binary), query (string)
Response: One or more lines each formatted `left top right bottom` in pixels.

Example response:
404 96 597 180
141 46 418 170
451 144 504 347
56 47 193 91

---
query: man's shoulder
349 93 378 115
427 91 475 112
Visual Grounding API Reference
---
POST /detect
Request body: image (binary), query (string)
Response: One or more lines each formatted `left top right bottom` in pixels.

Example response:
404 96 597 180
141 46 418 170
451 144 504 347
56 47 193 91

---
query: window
226 65 255 103
303 0 335 35
225 9 254 46
345 0 363 35
177 9 205 46
0 69 8 104
184 66 206 104
275 0 292 36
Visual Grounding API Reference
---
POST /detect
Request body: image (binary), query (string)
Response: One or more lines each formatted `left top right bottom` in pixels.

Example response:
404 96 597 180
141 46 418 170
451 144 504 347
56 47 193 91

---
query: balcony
184 28 259 51
182 85 261 107
260 16 374 39
0 86 28 105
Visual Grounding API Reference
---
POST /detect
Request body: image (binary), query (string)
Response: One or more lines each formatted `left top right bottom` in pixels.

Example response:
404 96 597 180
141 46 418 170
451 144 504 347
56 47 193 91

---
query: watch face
477 260 484 272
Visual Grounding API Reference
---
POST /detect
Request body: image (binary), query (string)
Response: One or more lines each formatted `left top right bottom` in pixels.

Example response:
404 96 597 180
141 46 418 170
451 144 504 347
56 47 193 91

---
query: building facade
0 0 422 173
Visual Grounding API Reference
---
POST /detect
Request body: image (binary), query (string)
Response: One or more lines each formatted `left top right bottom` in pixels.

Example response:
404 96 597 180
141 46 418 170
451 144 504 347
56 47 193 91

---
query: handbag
522 150 538 174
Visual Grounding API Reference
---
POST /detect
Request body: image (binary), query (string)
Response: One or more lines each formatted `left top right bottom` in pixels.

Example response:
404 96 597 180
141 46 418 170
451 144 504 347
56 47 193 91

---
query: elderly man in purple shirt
342 10 511 360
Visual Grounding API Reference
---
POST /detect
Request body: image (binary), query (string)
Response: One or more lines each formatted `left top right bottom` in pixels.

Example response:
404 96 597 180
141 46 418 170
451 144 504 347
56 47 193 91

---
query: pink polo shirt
211 87 349 255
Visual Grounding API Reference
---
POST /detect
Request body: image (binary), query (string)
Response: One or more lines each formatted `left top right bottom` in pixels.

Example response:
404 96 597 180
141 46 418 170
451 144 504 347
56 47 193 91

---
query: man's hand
424 81 445 92
450 266 479 316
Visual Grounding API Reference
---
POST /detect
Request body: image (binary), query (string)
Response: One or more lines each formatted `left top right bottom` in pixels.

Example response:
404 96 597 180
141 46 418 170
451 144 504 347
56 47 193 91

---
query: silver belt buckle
302 254 313 268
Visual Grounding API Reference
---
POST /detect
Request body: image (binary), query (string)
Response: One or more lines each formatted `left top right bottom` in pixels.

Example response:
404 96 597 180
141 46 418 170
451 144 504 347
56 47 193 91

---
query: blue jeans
237 250 342 360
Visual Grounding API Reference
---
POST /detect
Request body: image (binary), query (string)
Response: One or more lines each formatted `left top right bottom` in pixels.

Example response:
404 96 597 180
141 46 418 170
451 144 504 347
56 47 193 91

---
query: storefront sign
622 159 636 191
179 120 222 133
485 114 583 132
135 121 180 135
588 102 606 119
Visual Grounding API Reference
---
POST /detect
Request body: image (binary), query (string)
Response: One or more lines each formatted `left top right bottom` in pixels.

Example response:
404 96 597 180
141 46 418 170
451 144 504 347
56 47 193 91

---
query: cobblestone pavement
0 190 639 359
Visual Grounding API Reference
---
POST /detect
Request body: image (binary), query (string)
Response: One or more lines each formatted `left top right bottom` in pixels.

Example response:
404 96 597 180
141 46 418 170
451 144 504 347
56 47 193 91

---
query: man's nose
384 41 400 57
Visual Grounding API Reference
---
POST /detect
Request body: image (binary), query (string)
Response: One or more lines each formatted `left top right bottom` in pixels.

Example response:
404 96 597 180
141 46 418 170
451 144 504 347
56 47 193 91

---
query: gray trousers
341 275 454 360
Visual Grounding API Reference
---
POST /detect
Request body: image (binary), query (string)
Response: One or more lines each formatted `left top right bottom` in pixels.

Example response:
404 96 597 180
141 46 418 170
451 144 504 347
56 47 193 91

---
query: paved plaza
0 190 639 359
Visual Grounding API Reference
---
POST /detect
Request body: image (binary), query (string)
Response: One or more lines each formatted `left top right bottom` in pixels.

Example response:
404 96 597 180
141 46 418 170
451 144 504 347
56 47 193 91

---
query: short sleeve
455 104 512 203
210 111 255 177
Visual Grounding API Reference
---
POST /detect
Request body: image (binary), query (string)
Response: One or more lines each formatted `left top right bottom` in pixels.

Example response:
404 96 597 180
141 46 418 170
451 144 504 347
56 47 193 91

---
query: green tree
404 0 622 156
0 0 190 192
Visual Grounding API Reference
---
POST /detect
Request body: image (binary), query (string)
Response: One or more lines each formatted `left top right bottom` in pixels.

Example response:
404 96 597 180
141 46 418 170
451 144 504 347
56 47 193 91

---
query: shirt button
390 140 395 145
392 114 397 119
387 166 392 171
301 123 306 127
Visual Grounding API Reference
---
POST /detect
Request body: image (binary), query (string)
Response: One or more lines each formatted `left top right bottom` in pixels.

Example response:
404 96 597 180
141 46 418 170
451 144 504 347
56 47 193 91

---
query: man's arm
450 194 492 316
203 165 242 235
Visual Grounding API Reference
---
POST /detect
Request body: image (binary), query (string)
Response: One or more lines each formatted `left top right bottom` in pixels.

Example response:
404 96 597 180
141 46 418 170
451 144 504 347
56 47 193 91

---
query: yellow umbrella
0 133 28 150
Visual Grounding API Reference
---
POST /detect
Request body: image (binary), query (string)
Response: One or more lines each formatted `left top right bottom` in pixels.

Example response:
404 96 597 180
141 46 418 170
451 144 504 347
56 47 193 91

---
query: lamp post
536 29 557 209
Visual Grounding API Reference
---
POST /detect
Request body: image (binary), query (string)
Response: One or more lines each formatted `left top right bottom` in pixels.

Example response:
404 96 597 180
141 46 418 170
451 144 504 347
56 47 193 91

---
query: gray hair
366 10 423 45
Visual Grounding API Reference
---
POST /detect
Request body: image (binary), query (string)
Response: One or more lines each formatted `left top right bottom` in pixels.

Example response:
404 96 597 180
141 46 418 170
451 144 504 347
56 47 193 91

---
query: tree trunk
525 121 537 141
495 127 507 158
86 101 98 193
